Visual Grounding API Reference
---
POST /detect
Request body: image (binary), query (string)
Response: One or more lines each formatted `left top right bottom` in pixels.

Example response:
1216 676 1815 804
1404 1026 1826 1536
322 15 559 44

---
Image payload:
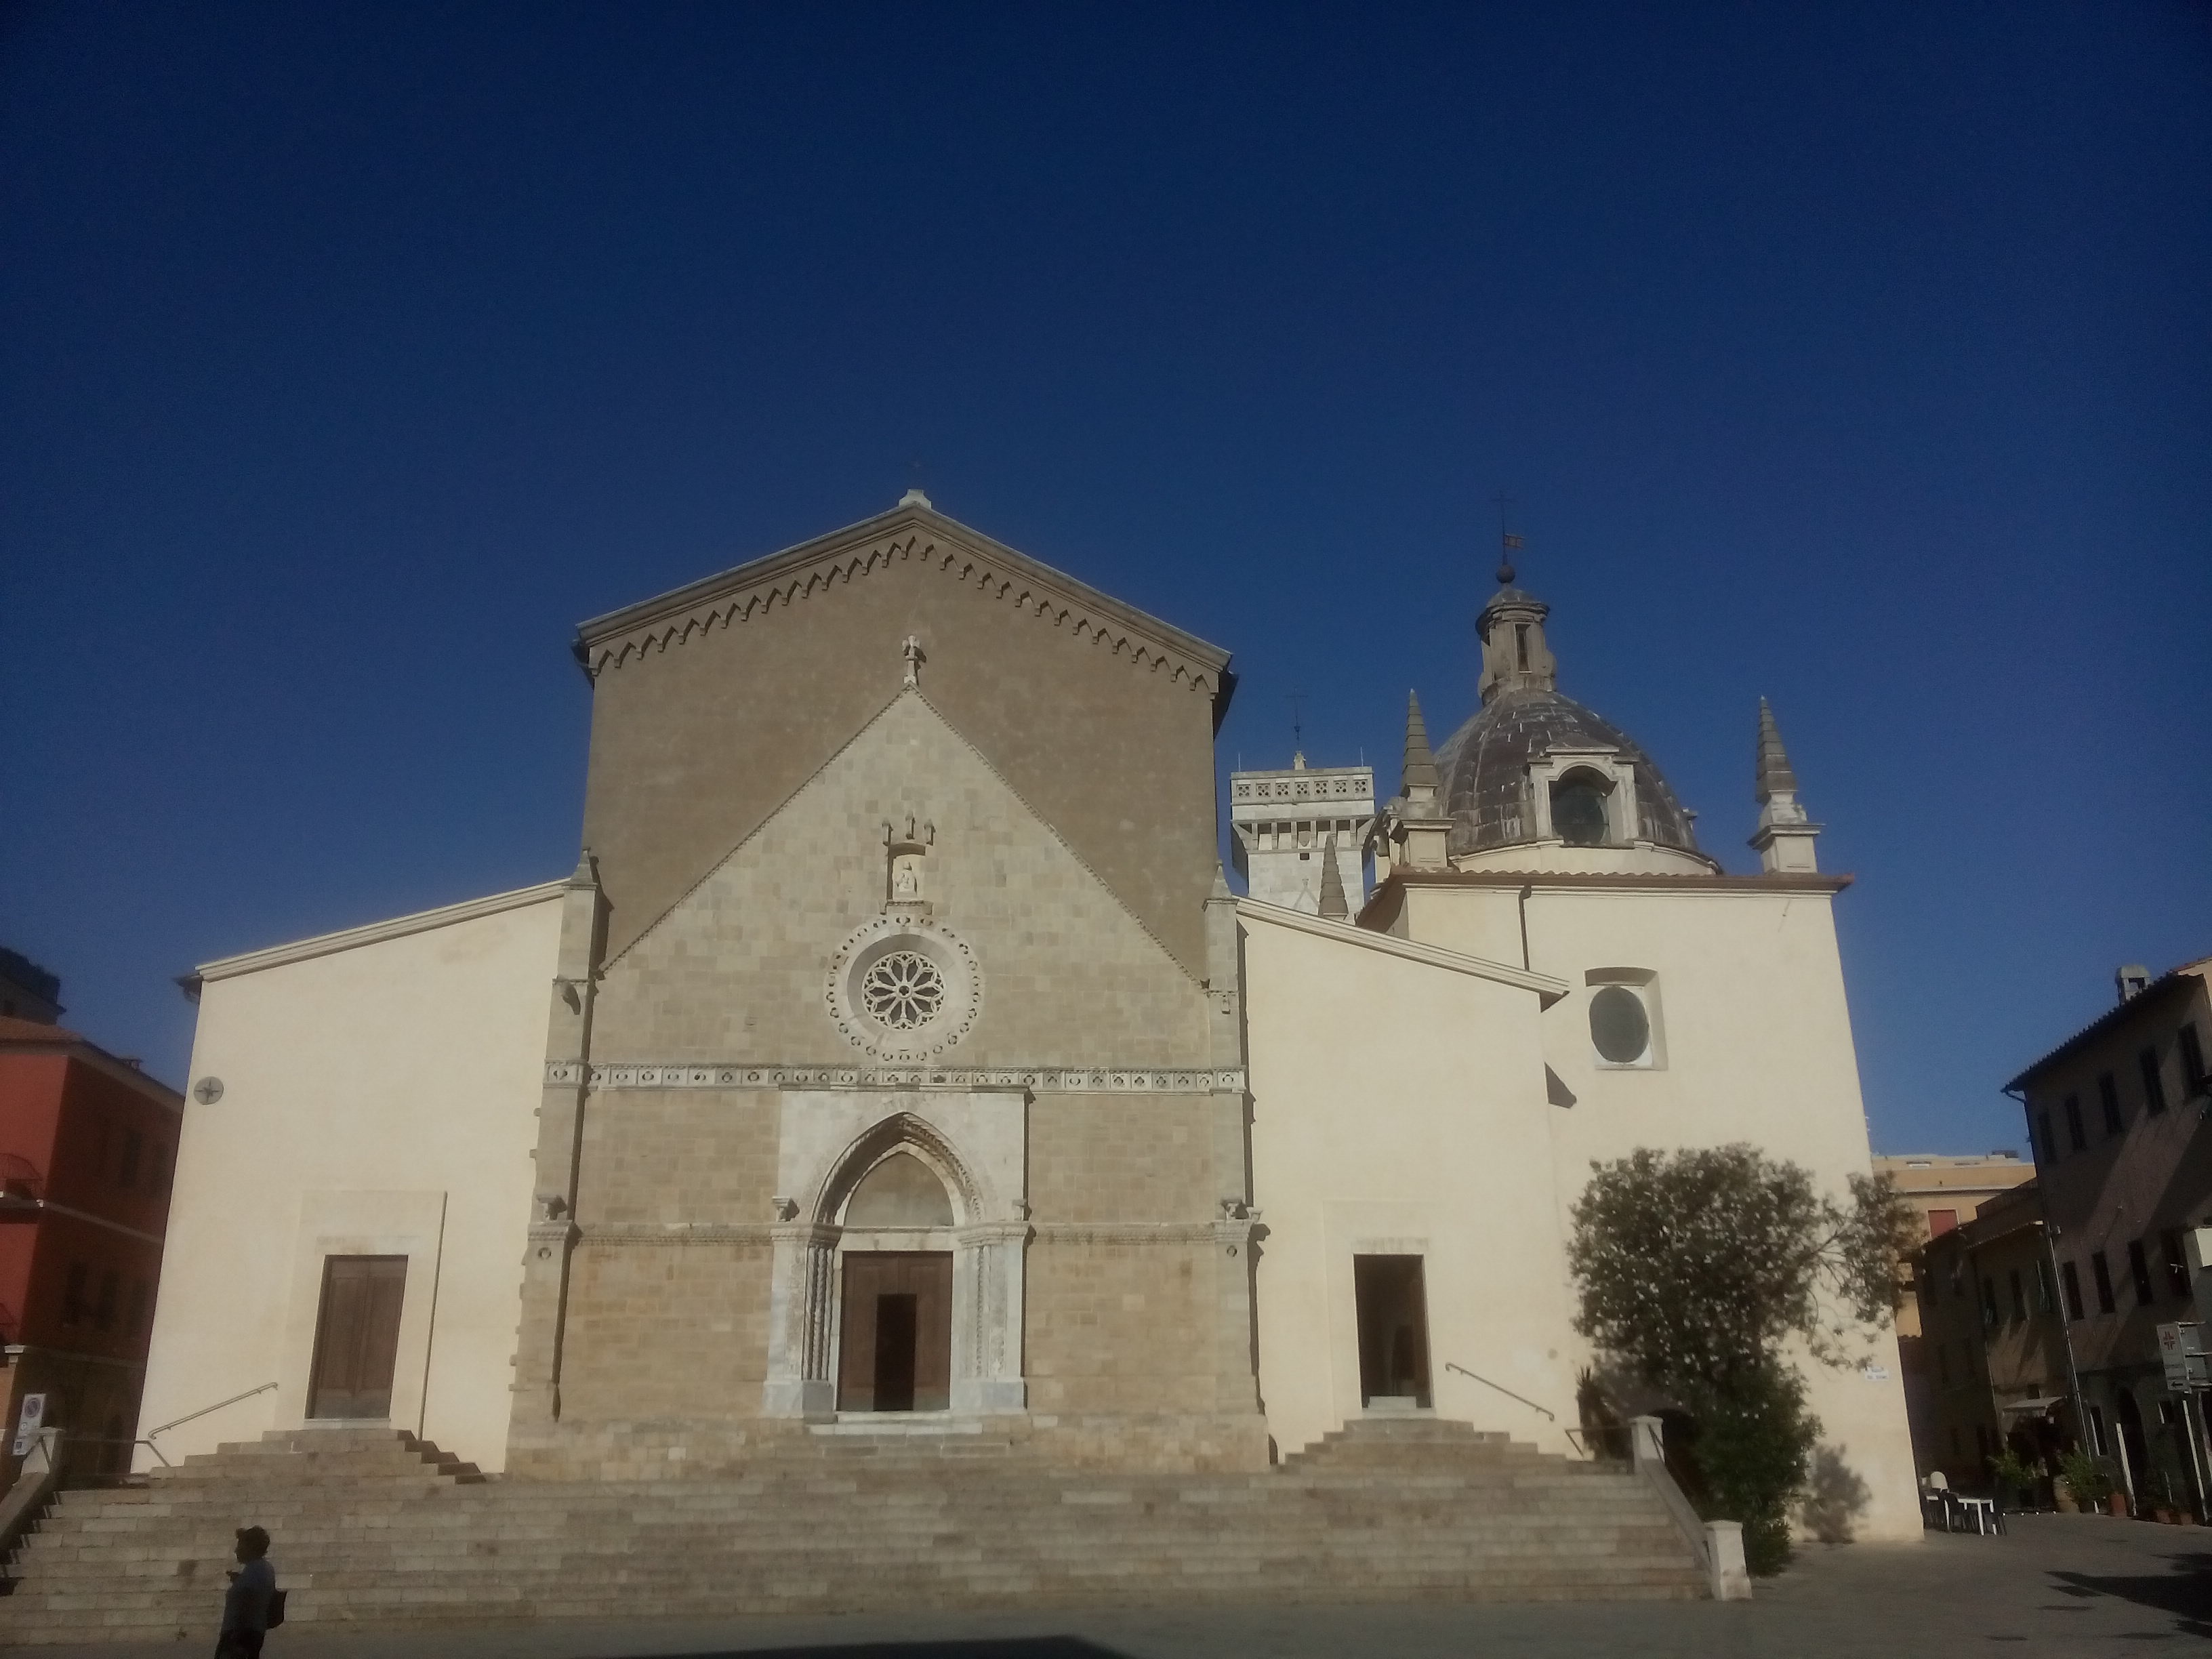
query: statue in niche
883 816 935 912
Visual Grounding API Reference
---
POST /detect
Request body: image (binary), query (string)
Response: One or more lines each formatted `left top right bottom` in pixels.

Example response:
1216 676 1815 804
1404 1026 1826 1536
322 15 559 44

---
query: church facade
140 496 1919 1538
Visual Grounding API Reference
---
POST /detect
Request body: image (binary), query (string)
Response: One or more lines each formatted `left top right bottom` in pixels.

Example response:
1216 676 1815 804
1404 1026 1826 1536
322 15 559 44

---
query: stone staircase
0 1417 1704 1644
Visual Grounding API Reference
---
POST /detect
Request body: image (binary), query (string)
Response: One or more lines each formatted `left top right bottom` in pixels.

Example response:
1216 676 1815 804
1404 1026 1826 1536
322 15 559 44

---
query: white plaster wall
1243 914 1581 1463
136 891 562 1472
1401 880 1921 1542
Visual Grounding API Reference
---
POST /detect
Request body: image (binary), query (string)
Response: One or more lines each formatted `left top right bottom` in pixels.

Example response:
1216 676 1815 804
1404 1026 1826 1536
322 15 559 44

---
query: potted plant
1988 1449 2039 1512
2150 1471 2184 1524
2060 1450 2118 1517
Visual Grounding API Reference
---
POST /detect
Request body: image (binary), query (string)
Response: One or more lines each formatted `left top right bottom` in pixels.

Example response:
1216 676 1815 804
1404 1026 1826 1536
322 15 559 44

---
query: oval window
1589 985 1650 1064
1552 779 1610 846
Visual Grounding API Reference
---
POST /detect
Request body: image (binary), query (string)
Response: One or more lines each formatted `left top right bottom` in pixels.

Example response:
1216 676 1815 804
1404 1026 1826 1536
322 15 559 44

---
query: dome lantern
1477 586 1558 705
1428 556 1714 875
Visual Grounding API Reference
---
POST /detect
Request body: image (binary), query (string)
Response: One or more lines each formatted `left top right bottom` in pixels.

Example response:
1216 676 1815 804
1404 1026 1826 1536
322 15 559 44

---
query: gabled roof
191 879 570 985
573 499 1237 717
0 1016 183 1105
2005 957 2212 1093
0 1015 85 1045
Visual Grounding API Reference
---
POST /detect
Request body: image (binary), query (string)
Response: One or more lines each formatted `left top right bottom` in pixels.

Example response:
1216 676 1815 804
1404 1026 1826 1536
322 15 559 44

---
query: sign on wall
12 1392 45 1458
2157 1322 2209 1392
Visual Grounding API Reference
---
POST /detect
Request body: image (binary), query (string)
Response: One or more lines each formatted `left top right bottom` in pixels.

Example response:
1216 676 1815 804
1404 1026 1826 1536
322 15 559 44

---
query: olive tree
1567 1145 1912 1571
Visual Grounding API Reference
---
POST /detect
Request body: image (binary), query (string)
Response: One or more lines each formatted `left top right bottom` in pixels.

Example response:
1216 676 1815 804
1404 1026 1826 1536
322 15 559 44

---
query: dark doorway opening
306 1254 407 1419
874 1293 920 1410
839 1252 952 1412
1353 1254 1432 1408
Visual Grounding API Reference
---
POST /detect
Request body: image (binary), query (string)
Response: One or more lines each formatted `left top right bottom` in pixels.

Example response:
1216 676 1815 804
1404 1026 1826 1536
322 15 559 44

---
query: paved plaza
20 1513 2212 1659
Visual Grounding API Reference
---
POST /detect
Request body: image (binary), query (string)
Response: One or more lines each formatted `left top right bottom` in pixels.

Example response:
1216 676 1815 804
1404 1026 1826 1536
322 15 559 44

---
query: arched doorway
836 1151 955 1412
760 1098 1030 1421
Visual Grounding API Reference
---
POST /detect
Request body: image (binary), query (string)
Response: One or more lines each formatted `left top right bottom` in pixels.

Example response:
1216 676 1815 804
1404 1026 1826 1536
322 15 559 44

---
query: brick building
0 1015 183 1484
1908 1181 2072 1490
1875 1151 2036 1469
2010 957 2212 1514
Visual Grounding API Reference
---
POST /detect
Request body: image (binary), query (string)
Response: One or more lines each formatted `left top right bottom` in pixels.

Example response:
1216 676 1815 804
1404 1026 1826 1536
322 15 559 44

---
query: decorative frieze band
548 1061 1246 1094
575 1221 1235 1248
578 527 1230 699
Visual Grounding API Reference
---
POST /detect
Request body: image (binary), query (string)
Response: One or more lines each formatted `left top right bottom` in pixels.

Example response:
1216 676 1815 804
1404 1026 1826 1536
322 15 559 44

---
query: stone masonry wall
1025 1236 1223 1414
556 1242 773 1420
529 621 1250 1471
573 1091 779 1225
589 691 1208 1068
578 520 1225 977
1028 1094 1218 1221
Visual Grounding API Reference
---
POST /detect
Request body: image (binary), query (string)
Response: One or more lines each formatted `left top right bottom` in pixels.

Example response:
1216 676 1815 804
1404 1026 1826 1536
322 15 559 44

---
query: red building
1 1016 183 1483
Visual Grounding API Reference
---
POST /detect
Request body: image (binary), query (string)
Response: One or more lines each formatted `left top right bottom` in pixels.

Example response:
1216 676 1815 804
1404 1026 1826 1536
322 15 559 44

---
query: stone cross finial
901 634 925 687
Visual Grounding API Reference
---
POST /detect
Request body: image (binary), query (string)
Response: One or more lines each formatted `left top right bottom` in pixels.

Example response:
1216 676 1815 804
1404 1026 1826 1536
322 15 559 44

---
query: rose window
860 951 945 1029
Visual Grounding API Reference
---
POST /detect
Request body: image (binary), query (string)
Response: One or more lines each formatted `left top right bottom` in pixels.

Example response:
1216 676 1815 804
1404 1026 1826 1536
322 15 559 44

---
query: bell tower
1229 751 1376 914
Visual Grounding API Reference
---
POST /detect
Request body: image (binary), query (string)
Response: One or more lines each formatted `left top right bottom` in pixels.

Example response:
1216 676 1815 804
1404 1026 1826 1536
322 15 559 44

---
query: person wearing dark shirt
218 1526 276 1658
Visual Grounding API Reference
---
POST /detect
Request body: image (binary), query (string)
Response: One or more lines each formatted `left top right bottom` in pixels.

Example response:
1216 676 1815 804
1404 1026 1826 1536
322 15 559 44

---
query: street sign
2158 1322 2211 1391
12 1392 45 1458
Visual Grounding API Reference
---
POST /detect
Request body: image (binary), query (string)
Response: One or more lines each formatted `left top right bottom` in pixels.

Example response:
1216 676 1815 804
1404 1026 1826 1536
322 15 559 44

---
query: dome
1433 687 1702 859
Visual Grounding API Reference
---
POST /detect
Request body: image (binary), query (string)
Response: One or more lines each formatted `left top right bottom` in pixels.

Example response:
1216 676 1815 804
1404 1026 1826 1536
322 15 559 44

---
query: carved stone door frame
762 1088 1028 1418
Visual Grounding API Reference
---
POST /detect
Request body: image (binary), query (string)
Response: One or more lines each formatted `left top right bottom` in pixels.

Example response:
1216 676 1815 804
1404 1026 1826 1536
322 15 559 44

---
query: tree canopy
1566 1144 1913 1571
1569 1144 1909 1393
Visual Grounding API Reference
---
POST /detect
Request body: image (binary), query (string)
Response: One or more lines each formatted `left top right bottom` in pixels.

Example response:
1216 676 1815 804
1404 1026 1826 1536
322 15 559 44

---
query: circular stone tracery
823 917 982 1059
861 951 945 1029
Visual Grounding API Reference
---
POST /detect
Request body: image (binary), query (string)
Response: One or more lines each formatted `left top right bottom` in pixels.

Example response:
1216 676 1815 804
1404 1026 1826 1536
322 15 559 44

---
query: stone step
39 1477 1663 1513
16 1527 1694 1577
5 1568 1704 1612
0 1422 1705 1641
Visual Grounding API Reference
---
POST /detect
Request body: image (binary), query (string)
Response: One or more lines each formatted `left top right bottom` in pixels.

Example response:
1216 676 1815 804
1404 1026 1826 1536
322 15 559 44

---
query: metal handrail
144 1381 278 1443
1564 1423 1633 1462
64 1433 172 1469
1443 1361 1555 1422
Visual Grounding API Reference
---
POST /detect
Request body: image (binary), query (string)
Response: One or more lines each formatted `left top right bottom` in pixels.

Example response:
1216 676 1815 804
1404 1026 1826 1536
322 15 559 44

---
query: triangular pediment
594 687 1206 1064
575 501 1234 710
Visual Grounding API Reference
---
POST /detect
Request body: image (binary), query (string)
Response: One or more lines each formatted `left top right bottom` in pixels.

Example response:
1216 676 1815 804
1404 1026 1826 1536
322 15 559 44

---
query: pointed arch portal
762 1090 1029 1419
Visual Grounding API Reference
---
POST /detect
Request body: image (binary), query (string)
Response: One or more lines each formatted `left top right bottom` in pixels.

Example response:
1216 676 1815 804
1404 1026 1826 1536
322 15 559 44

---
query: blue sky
5 3 2207 1158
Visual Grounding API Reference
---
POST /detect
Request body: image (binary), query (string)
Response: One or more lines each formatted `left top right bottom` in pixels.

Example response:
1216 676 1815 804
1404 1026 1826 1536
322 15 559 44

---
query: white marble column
951 1218 1029 1413
762 1220 839 1418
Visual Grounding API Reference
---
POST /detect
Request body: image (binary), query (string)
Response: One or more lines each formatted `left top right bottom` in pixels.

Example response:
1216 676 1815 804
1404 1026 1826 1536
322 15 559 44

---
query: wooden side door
306 1255 407 1419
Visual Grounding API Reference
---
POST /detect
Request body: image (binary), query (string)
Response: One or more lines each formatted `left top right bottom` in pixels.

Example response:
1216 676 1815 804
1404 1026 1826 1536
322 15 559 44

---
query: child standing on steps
216 1525 278 1658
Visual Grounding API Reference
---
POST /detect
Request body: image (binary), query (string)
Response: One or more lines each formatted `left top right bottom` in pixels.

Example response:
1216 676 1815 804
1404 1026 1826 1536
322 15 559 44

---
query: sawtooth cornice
575 504 1235 705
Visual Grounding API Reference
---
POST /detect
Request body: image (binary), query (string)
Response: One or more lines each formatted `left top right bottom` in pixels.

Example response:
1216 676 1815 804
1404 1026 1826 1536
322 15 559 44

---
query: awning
1999 1396 2065 1415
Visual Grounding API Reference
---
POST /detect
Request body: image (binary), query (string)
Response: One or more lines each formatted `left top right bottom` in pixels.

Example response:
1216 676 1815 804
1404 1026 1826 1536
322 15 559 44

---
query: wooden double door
838 1251 952 1412
306 1254 407 1419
